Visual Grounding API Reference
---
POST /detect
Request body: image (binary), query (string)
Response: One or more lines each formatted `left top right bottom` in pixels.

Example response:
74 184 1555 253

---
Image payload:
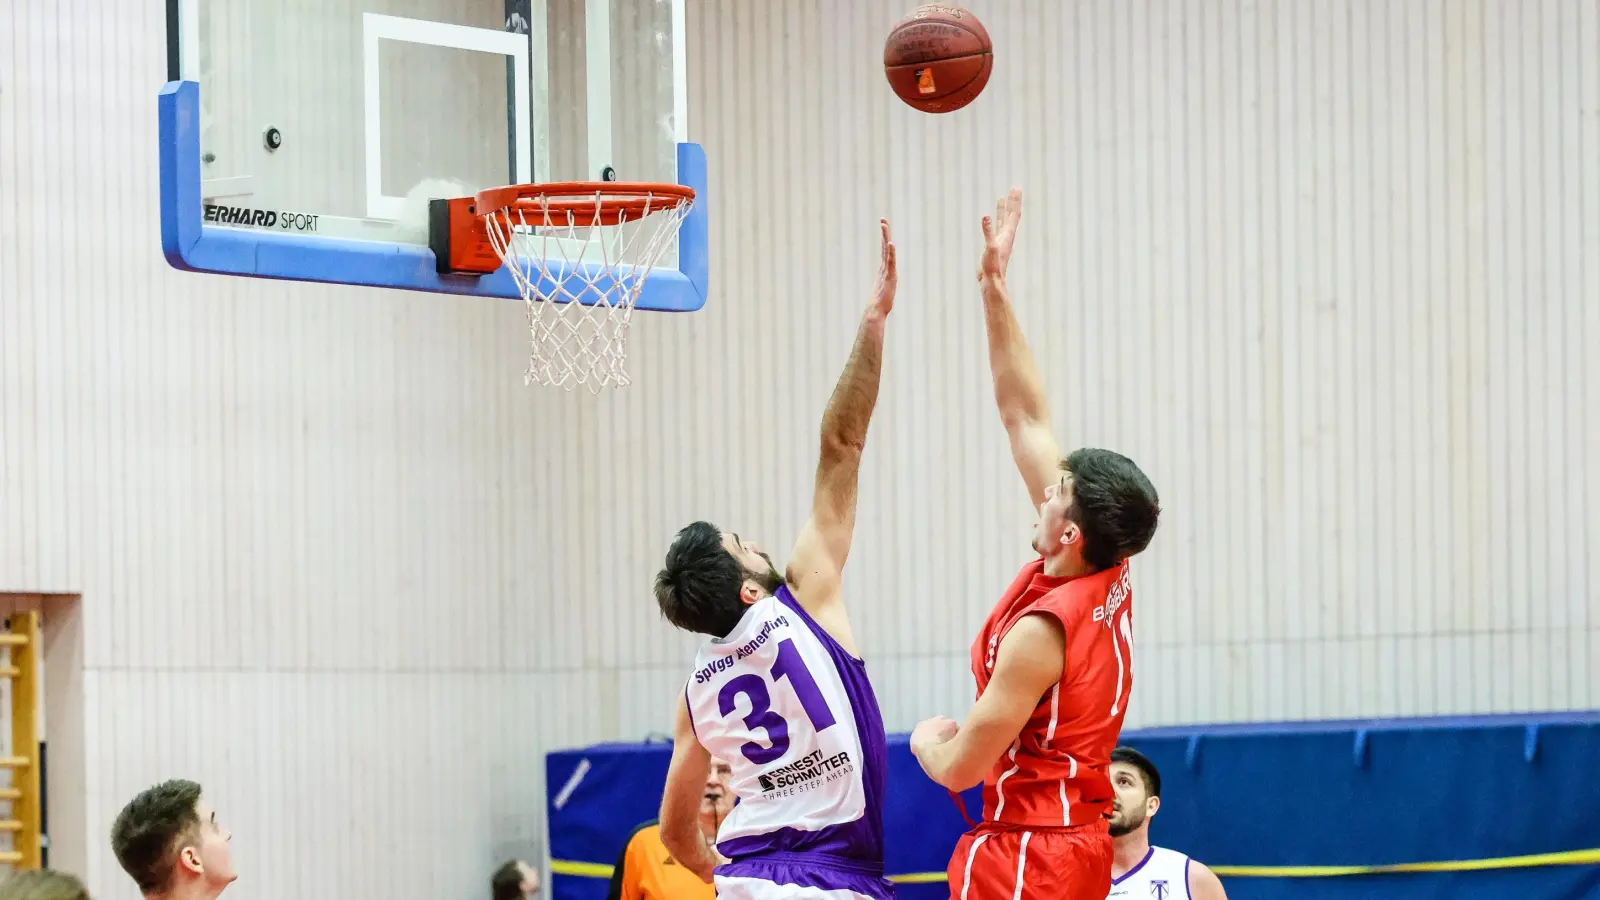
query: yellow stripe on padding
886 872 948 884
550 860 615 878
551 847 1600 882
1211 847 1600 878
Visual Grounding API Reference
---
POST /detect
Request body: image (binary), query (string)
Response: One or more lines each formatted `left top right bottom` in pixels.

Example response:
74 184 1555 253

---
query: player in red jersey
910 188 1162 900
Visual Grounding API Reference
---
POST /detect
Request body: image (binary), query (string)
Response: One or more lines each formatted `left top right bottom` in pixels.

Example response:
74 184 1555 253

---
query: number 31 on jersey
718 639 837 765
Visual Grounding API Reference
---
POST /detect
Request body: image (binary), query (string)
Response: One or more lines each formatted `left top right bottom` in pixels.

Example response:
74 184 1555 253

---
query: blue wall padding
546 713 1600 900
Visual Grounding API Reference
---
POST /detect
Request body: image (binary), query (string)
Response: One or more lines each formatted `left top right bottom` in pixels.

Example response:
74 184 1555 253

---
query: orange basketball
883 5 994 114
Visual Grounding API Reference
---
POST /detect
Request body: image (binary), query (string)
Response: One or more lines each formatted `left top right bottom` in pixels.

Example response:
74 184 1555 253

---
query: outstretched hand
872 217 897 316
978 187 1023 283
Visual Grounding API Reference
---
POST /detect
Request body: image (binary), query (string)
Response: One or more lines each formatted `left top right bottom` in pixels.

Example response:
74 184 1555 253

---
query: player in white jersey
652 220 898 900
1105 747 1228 900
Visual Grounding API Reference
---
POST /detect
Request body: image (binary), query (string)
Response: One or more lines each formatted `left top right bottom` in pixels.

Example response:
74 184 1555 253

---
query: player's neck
147 878 228 900
1041 552 1094 579
1111 832 1152 878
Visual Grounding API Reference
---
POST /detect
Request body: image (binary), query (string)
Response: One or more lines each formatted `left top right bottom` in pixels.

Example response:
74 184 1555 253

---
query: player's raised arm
909 614 1067 791
658 695 721 883
784 219 896 647
978 189 1062 511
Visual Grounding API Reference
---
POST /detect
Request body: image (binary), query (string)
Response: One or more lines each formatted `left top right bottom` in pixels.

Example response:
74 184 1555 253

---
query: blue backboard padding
157 80 708 311
546 713 1600 900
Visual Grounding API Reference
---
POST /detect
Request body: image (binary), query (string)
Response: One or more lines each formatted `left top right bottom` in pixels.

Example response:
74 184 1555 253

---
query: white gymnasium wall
2 0 1598 898
2 1 638 899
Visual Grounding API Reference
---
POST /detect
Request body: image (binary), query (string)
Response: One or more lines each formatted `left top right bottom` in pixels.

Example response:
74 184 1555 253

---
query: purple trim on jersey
716 585 888 866
1112 847 1155 885
717 854 894 900
1183 856 1193 899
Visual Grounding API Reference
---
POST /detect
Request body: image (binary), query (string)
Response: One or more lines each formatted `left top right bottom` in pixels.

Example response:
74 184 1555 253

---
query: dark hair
110 778 204 894
654 521 752 638
0 870 91 900
490 860 526 900
1063 448 1161 570
1110 746 1161 797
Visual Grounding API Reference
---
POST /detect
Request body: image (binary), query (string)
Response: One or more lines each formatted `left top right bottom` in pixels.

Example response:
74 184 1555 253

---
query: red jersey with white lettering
968 557 1134 828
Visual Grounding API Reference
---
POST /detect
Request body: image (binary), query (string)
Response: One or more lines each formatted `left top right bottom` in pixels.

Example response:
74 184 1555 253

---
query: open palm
979 187 1022 281
873 217 897 314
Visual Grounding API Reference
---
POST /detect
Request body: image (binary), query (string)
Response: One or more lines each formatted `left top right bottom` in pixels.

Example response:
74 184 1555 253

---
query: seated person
605 757 734 900
490 859 540 900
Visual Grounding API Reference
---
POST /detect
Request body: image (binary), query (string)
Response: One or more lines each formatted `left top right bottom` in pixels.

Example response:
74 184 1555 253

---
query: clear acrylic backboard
158 0 708 313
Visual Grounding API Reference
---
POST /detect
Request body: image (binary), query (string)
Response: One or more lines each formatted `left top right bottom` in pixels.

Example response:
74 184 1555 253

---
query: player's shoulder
1148 844 1191 867
1182 855 1227 899
1000 609 1067 653
1146 846 1221 892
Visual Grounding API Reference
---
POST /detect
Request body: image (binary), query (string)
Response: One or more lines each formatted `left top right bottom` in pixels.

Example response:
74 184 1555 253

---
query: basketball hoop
475 182 696 392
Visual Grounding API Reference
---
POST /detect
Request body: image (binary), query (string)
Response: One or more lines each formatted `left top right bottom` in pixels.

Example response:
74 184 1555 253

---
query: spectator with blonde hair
0 869 91 900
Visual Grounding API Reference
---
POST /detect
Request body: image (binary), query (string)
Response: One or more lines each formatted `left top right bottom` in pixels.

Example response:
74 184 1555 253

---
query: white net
482 189 694 392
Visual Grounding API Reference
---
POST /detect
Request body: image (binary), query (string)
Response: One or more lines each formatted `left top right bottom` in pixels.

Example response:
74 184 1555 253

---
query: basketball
883 5 993 114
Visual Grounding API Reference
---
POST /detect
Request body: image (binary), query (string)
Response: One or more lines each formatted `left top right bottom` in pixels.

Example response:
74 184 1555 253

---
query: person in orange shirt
606 758 734 900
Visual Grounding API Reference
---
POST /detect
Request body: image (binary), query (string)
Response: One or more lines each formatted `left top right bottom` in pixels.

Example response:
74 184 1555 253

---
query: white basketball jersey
1106 846 1193 900
683 587 887 861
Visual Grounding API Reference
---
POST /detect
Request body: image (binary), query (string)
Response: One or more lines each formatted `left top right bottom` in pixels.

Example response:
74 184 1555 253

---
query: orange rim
476 182 696 228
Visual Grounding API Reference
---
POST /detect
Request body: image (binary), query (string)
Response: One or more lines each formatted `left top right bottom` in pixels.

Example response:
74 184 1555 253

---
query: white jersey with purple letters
1107 846 1194 900
684 586 891 900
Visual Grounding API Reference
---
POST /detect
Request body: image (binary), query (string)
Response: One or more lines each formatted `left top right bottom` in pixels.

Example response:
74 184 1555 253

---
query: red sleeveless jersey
969 557 1134 828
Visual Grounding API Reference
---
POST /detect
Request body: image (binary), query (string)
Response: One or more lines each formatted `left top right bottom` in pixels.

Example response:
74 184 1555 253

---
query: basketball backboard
158 0 708 312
